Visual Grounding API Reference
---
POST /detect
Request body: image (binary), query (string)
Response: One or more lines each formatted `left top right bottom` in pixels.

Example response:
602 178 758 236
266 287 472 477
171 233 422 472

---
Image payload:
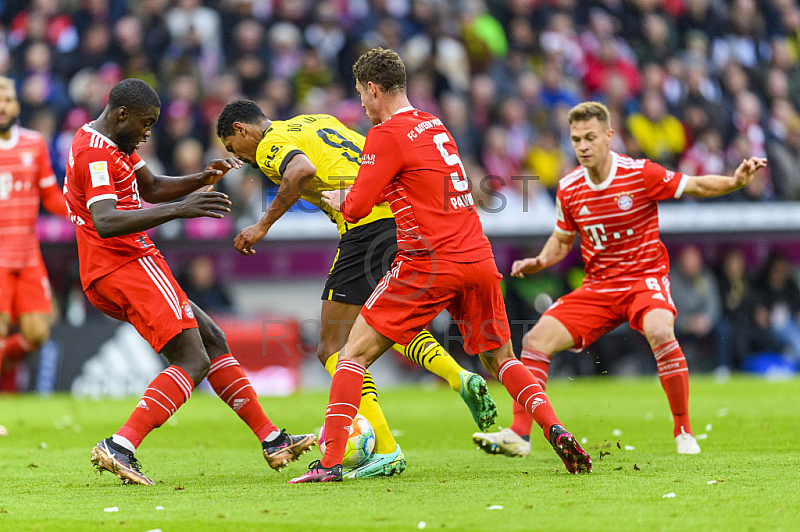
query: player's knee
316 342 331 365
645 325 674 349
186 354 211 385
202 321 229 357
22 323 50 347
169 348 211 385
317 329 344 363
522 327 557 355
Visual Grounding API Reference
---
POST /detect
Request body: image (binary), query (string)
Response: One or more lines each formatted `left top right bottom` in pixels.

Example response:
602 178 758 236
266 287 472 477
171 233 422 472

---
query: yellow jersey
256 114 394 235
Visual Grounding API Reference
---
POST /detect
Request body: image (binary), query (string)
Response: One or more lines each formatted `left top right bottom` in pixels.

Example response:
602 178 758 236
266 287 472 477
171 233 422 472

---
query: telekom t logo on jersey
584 223 608 250
584 222 637 250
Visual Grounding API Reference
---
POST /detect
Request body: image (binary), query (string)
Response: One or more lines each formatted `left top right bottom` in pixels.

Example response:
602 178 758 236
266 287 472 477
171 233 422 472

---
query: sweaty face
116 106 159 155
0 87 20 133
570 117 612 170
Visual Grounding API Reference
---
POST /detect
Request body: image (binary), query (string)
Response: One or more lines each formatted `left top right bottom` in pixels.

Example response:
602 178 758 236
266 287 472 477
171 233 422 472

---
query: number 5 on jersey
433 133 474 211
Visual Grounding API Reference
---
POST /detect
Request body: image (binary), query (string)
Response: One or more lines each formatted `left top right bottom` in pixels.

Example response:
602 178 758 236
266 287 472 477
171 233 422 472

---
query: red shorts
84 253 197 352
544 275 677 351
0 259 52 317
362 257 510 355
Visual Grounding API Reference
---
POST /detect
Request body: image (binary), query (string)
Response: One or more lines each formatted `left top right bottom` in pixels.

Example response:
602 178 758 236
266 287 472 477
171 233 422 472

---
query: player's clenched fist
177 186 231 218
510 257 545 278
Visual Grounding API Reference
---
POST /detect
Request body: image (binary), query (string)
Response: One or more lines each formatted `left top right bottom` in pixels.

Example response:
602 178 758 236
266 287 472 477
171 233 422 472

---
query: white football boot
473 427 531 457
675 427 701 454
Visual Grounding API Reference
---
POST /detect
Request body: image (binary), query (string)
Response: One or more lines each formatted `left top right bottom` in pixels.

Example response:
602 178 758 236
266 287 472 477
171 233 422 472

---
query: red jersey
64 123 156 289
555 152 688 286
341 107 493 262
0 125 66 268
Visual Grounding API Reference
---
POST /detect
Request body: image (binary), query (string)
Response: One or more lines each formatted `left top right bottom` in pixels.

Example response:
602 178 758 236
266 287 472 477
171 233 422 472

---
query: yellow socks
394 330 463 392
323 352 397 454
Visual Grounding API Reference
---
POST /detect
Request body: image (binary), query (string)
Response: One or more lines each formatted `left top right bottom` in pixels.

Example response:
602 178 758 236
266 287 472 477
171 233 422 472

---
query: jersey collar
83 122 118 148
582 151 618 191
0 124 20 150
393 106 414 115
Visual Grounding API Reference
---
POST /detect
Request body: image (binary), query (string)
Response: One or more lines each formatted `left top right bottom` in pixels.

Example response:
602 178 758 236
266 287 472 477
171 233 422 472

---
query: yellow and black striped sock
395 330 464 392
324 353 396 454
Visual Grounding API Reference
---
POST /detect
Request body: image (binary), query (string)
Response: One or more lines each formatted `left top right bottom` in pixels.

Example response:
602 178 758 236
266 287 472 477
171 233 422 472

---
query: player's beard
115 126 138 155
0 115 17 134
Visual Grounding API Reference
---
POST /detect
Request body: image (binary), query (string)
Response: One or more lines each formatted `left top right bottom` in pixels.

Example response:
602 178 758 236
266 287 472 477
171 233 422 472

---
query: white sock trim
111 434 136 453
263 429 282 443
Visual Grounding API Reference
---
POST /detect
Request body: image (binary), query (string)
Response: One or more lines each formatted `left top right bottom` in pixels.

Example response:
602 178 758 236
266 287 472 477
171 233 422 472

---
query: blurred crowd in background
7 0 800 211
3 0 800 376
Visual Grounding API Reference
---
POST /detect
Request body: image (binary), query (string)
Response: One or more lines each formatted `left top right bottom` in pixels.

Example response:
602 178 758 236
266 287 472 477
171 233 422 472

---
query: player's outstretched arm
89 187 231 238
682 157 767 198
234 154 317 256
135 157 242 204
510 230 575 278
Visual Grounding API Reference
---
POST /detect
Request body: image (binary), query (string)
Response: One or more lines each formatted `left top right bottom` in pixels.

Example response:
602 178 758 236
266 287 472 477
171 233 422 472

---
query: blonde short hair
567 101 611 129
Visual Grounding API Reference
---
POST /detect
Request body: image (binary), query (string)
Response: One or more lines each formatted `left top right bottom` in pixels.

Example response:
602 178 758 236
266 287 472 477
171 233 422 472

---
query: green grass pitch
1 375 799 531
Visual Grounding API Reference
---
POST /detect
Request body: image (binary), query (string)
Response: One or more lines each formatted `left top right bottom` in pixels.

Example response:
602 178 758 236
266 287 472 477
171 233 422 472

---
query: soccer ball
318 413 375 468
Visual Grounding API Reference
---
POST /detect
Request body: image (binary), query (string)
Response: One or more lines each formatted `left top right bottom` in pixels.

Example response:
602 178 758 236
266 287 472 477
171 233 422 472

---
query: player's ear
116 106 129 123
233 121 246 136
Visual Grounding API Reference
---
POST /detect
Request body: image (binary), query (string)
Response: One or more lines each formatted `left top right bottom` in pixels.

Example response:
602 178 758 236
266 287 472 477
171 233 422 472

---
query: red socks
207 354 278 442
509 349 551 437
654 340 692 437
0 333 36 363
116 366 194 448
321 360 365 468
497 359 560 438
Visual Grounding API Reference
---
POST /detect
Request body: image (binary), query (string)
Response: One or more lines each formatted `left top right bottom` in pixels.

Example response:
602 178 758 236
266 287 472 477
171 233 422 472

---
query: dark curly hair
352 47 406 95
216 99 267 139
107 78 161 114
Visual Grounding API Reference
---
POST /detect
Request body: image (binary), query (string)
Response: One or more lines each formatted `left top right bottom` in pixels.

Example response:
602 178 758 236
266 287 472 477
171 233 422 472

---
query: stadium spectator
752 251 800 362
179 255 233 315
626 90 686 166
539 60 580 111
669 245 723 369
526 129 564 192
679 130 726 181
715 248 757 373
767 112 800 200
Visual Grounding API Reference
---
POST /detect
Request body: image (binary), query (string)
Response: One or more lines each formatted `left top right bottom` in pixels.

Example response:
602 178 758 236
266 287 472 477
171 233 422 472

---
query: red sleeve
554 185 577 234
37 136 68 216
641 160 688 201
41 184 68 216
130 151 145 170
341 127 403 223
36 135 57 187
